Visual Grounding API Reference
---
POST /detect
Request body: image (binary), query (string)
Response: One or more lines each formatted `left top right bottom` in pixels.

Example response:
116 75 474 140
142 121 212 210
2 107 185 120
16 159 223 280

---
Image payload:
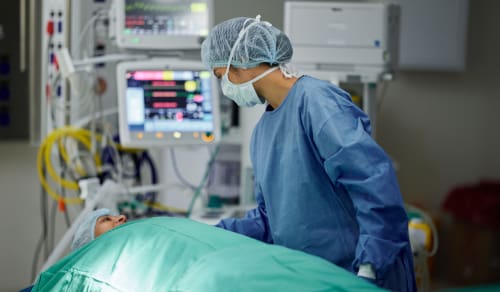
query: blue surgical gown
216 76 416 291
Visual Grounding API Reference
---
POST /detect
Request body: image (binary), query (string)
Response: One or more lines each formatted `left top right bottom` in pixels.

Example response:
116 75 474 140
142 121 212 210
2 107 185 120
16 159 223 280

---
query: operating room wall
0 142 75 291
0 0 499 291
373 0 500 211
0 144 45 291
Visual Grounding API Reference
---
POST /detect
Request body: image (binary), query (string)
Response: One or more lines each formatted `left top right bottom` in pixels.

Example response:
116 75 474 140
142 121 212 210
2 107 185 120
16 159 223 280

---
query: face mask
221 67 278 107
220 15 277 107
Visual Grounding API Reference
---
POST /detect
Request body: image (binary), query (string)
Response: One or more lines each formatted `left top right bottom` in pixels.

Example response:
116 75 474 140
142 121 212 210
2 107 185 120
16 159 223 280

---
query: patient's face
94 214 127 238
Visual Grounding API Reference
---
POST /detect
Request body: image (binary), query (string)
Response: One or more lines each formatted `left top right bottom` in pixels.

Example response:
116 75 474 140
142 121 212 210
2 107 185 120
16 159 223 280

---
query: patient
71 208 127 250
34 216 385 291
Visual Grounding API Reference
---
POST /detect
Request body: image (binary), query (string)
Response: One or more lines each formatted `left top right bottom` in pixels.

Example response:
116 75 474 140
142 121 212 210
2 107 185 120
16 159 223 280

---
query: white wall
1 0 499 290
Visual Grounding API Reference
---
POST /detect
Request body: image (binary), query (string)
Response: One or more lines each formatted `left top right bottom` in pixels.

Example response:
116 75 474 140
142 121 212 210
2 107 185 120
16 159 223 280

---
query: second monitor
116 59 220 147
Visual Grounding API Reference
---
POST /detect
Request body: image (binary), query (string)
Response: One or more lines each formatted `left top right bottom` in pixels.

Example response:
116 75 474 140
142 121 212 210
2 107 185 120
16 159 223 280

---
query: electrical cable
105 132 124 183
170 148 198 190
33 28 55 280
49 163 66 252
108 149 163 217
47 36 97 130
63 207 71 228
61 186 72 228
76 9 108 59
73 107 117 129
59 166 73 228
33 9 115 281
140 151 159 204
136 151 159 215
376 79 389 114
45 35 60 129
49 72 99 128
49 198 57 253
31 237 42 282
42 185 49 262
31 232 44 283
101 146 121 179
59 138 86 178
89 94 98 156
186 144 221 218
31 186 48 282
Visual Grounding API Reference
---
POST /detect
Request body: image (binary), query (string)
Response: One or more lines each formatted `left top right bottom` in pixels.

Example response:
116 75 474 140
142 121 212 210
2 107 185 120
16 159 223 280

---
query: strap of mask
248 66 279 85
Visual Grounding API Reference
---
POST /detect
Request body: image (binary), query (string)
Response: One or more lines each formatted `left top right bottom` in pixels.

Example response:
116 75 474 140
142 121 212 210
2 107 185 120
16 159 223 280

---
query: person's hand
357 263 377 285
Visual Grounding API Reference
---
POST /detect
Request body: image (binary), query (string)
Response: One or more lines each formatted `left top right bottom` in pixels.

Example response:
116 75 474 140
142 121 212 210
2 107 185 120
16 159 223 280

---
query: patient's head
71 208 127 251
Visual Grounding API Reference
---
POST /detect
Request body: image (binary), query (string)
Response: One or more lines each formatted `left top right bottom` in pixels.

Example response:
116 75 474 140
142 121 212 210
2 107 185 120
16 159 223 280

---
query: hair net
71 208 114 251
201 16 293 69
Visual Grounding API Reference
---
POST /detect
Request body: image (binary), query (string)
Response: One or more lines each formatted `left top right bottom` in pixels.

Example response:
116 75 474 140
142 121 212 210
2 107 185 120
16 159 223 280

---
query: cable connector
58 198 66 212
46 20 54 36
55 48 81 95
54 48 75 79
78 177 101 200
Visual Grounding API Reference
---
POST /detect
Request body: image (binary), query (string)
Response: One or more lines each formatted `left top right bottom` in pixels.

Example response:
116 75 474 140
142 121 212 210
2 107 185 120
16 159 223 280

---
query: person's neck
254 69 298 109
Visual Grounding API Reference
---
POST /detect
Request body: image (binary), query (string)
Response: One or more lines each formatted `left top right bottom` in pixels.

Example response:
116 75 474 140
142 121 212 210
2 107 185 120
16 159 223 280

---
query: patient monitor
116 59 220 147
114 0 213 50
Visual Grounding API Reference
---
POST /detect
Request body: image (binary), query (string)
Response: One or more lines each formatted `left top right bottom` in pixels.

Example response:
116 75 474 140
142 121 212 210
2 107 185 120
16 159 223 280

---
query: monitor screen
117 60 220 147
114 0 212 50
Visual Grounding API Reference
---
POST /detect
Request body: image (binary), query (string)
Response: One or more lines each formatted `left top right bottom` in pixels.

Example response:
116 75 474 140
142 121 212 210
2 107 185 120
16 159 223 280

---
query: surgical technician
201 16 416 291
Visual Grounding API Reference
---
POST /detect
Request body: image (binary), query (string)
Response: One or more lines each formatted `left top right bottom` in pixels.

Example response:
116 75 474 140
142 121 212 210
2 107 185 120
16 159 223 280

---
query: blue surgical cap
71 208 114 251
201 16 293 69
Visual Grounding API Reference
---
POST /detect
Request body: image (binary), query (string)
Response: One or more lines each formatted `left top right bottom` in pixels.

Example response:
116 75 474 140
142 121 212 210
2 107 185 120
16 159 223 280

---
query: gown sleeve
215 185 273 243
310 100 409 278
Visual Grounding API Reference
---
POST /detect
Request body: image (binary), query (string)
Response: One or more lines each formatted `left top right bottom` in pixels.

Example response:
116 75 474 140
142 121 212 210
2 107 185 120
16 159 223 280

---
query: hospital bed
29 217 385 291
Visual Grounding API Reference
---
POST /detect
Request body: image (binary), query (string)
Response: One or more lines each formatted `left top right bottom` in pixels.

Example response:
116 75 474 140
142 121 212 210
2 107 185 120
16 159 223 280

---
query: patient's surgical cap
201 16 293 69
71 208 114 251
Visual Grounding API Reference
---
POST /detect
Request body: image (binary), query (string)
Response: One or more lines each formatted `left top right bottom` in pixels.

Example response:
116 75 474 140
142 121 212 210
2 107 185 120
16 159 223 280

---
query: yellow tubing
37 127 103 205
